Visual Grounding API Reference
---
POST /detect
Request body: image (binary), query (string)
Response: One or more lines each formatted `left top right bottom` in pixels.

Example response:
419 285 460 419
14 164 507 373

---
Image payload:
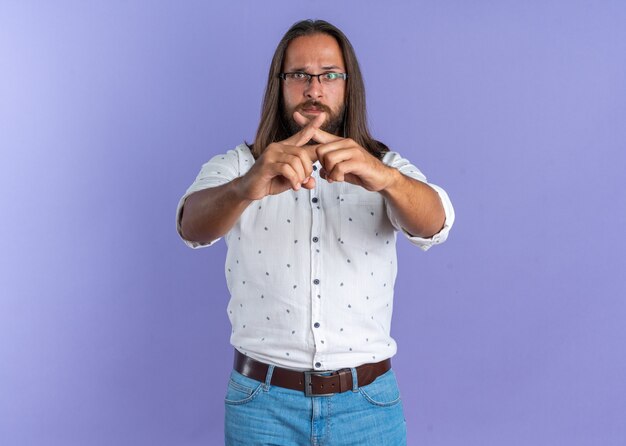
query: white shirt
176 143 454 371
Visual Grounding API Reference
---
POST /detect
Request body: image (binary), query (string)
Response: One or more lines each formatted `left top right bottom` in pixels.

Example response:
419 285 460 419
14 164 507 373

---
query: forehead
283 33 345 70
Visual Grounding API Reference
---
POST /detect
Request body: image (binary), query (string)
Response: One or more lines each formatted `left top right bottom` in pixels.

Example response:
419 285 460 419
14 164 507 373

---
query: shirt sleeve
381 151 455 251
175 148 242 249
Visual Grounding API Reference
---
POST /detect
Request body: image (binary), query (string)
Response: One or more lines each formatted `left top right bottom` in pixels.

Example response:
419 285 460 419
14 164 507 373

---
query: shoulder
191 143 255 184
380 150 427 182
203 143 254 167
233 143 255 172
381 150 408 166
234 142 253 157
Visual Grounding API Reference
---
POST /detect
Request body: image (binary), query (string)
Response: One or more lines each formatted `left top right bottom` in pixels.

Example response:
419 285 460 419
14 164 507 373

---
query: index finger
312 127 344 145
302 144 320 164
282 112 326 146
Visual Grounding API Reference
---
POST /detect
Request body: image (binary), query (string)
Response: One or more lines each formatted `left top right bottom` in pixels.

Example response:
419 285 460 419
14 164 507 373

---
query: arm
179 114 325 245
180 177 253 245
378 167 445 238
299 111 445 239
317 147 445 238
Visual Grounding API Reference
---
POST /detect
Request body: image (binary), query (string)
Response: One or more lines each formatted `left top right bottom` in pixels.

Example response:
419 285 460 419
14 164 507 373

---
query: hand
293 112 395 192
237 113 325 201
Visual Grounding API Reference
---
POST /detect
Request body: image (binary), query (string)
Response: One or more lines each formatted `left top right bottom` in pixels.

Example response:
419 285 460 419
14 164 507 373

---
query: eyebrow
287 65 344 72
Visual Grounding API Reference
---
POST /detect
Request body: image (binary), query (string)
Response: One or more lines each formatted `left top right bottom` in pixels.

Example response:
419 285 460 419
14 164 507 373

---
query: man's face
282 33 346 137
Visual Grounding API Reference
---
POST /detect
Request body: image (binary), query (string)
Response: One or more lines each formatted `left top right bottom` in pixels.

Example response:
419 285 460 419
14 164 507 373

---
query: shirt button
315 362 322 368
313 279 320 285
312 236 319 243
313 165 318 171
311 197 319 203
314 322 320 328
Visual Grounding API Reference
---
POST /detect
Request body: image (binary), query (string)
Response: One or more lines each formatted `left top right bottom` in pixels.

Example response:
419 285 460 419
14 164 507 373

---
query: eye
292 72 308 81
322 72 340 81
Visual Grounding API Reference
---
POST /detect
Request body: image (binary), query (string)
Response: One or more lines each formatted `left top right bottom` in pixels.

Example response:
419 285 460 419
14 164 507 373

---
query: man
177 19 454 445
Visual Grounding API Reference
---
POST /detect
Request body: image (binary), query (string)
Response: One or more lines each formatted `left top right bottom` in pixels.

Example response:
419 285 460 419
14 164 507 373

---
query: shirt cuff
400 183 455 251
175 191 221 249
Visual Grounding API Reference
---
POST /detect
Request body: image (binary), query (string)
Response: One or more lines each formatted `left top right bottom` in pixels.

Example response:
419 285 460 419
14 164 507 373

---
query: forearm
180 177 252 244
380 168 446 238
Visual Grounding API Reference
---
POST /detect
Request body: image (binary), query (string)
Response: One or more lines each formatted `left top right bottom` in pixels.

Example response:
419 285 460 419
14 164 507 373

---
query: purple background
1 1 625 445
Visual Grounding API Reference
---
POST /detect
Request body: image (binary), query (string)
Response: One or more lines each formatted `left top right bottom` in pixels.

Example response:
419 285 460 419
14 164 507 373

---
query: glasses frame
278 71 349 85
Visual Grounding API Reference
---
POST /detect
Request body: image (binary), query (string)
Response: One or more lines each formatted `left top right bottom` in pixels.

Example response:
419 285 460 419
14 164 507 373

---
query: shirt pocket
339 193 393 249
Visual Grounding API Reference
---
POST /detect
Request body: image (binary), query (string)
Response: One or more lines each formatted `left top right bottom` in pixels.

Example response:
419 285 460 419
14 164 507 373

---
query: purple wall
1 1 625 445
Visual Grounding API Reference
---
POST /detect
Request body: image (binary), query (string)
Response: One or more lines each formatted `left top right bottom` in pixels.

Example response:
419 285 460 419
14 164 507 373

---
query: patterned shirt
176 143 454 371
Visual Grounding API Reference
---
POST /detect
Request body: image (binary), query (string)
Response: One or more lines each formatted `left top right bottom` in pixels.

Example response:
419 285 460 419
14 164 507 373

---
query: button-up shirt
176 143 454 371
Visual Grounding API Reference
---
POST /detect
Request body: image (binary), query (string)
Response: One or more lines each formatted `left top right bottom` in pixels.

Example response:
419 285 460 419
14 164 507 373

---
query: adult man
177 19 454 445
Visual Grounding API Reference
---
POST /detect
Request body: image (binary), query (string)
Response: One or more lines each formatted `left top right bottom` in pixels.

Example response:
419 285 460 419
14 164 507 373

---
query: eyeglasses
279 72 348 85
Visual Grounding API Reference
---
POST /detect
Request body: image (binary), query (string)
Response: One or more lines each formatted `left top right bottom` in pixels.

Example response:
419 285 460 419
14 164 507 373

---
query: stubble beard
283 101 346 145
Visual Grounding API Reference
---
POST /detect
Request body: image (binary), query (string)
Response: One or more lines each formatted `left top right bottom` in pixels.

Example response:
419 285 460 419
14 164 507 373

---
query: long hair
251 19 388 159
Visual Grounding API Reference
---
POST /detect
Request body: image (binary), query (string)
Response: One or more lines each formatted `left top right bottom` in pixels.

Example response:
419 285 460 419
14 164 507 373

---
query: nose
304 77 323 99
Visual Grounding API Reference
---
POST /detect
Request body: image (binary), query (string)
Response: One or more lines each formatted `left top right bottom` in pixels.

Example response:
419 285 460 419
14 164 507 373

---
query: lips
298 102 330 114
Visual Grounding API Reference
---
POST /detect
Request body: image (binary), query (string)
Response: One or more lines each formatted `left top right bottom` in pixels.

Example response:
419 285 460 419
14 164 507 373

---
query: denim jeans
224 365 407 445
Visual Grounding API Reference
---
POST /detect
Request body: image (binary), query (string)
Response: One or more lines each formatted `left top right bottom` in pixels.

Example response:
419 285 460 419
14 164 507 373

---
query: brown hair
251 19 388 159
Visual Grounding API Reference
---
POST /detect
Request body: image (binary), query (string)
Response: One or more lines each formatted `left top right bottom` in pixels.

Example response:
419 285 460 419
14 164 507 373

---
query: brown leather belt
233 349 391 396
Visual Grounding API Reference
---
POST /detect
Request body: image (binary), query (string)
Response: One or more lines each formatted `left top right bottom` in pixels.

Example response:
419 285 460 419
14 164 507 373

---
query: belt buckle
303 370 335 397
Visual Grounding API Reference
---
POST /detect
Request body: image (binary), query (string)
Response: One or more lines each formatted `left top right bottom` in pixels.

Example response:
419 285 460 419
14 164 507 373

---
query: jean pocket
224 370 264 406
358 369 401 407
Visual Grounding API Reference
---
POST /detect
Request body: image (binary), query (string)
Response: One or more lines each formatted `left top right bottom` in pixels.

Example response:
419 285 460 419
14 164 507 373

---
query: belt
233 349 391 396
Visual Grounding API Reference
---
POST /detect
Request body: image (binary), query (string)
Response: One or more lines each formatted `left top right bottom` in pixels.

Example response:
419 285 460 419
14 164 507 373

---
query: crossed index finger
311 126 344 145
282 112 326 147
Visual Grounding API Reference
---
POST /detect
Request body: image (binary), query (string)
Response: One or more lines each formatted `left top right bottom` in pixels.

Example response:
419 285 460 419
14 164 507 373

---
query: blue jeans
224 366 407 445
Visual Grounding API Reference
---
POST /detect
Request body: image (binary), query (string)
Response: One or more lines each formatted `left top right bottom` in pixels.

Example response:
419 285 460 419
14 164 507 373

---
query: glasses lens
322 73 338 83
288 73 308 83
282 73 346 85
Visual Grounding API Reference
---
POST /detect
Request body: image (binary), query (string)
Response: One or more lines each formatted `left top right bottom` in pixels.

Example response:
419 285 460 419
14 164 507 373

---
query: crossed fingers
267 112 326 191
293 111 385 188
283 112 325 148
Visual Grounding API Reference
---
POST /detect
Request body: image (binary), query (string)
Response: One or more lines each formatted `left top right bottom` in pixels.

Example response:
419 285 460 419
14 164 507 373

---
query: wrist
231 176 256 203
379 166 402 195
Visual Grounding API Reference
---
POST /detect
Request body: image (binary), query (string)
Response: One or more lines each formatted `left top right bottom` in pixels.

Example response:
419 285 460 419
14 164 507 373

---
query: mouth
301 108 324 115
298 102 330 116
